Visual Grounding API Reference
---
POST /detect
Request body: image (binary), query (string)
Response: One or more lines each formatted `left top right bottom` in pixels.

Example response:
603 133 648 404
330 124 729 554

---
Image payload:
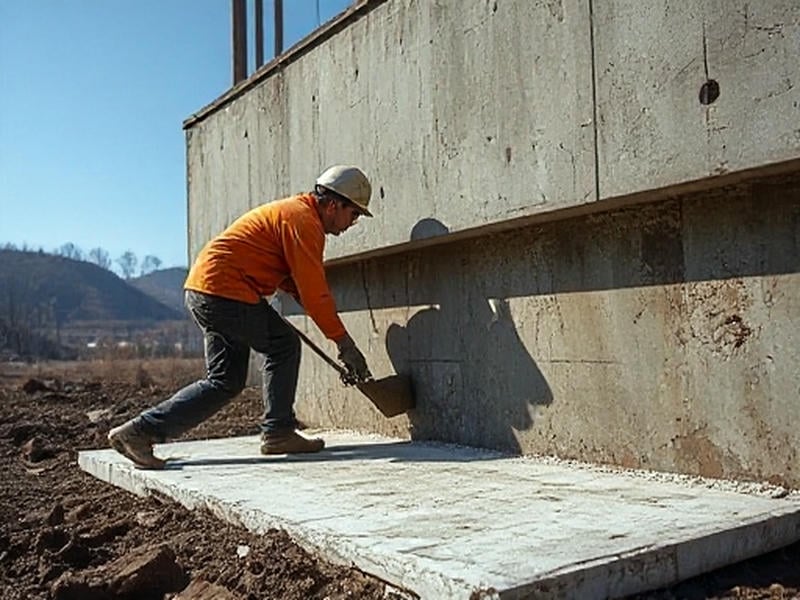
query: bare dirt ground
0 359 797 600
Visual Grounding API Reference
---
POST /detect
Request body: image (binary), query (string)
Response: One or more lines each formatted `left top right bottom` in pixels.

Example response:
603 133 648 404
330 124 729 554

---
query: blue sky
0 0 352 271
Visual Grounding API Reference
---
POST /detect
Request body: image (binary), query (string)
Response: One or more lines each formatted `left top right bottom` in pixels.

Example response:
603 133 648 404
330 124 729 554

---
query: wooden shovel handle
277 313 349 378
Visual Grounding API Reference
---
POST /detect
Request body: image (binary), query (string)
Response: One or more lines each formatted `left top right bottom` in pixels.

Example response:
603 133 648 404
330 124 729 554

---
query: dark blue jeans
136 290 301 440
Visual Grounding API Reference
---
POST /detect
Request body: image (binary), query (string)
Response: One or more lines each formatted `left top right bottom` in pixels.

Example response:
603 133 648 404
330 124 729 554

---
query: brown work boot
108 420 165 469
260 430 325 455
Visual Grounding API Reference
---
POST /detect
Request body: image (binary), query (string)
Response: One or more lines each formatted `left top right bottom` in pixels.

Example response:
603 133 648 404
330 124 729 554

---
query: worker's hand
337 335 372 384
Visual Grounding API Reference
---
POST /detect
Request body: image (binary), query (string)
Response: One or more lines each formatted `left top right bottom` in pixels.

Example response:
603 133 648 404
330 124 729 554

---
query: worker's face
327 200 361 235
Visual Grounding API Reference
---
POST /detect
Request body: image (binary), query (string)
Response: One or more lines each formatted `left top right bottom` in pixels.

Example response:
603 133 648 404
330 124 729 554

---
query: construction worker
108 165 373 468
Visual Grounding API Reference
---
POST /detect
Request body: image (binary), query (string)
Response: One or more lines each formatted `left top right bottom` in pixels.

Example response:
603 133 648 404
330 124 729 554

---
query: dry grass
0 357 204 389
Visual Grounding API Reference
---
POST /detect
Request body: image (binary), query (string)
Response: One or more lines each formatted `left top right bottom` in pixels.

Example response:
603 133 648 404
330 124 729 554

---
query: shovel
279 315 415 418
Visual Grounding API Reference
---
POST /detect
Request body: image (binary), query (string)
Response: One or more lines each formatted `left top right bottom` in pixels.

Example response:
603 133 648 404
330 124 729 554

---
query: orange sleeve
281 218 347 342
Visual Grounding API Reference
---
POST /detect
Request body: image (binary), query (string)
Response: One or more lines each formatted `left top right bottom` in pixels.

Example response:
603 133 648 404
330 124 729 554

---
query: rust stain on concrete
674 428 725 479
684 279 756 357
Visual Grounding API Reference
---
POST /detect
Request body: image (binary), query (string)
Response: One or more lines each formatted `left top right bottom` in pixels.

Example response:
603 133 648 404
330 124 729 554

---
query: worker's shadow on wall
383 219 553 454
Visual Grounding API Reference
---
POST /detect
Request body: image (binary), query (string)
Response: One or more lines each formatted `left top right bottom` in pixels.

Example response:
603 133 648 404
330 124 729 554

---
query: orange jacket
184 193 347 341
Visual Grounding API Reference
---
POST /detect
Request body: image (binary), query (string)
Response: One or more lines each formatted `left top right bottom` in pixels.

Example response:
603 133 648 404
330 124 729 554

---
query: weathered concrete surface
185 0 596 261
79 432 800 600
183 1 800 487
292 175 800 487
594 0 800 198
185 0 799 262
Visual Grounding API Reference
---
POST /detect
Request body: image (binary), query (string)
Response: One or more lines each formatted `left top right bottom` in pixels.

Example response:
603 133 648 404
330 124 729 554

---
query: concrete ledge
79 431 800 600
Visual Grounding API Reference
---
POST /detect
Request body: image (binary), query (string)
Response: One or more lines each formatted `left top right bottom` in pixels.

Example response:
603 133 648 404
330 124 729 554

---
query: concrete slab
79 431 800 600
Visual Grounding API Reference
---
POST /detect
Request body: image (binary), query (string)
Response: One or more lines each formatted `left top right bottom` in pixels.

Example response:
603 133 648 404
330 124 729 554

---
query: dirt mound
0 361 387 600
0 359 797 599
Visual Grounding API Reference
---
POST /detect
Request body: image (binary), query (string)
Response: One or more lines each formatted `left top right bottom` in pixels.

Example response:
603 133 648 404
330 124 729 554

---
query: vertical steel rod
255 0 264 68
232 0 247 84
274 0 284 56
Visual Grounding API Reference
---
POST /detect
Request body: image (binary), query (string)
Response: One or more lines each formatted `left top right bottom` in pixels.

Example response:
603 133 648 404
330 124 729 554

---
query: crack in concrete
701 20 714 173
544 359 620 365
587 0 600 203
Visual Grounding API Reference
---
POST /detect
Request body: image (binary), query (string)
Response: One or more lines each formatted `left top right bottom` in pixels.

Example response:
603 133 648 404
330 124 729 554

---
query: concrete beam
594 0 800 198
185 0 799 262
185 0 595 261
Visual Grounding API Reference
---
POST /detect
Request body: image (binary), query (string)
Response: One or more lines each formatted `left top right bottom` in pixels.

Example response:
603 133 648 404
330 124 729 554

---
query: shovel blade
357 374 415 418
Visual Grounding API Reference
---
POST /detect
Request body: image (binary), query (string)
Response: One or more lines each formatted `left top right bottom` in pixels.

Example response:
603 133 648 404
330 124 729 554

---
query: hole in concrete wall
505 147 512 163
699 80 720 105
380 186 385 199
354 68 359 79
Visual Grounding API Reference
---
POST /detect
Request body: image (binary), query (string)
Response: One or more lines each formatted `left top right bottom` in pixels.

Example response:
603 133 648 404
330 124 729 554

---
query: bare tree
88 247 112 270
140 255 163 276
116 250 138 279
58 242 84 261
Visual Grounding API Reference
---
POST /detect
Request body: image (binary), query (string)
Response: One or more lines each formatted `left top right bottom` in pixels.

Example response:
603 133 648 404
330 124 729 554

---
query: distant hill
0 249 194 360
0 249 181 324
130 267 188 315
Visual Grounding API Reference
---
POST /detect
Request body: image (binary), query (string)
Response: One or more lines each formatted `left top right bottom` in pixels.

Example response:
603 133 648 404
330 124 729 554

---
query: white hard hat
315 165 373 217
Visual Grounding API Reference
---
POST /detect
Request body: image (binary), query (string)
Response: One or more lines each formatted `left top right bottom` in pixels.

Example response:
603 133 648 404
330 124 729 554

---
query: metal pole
255 0 264 68
274 0 284 56
232 0 247 84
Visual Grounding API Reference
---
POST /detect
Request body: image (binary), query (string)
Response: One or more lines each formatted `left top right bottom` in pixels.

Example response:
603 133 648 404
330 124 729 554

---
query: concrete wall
184 0 800 485
294 174 800 487
185 0 800 260
595 0 800 197
186 0 597 258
